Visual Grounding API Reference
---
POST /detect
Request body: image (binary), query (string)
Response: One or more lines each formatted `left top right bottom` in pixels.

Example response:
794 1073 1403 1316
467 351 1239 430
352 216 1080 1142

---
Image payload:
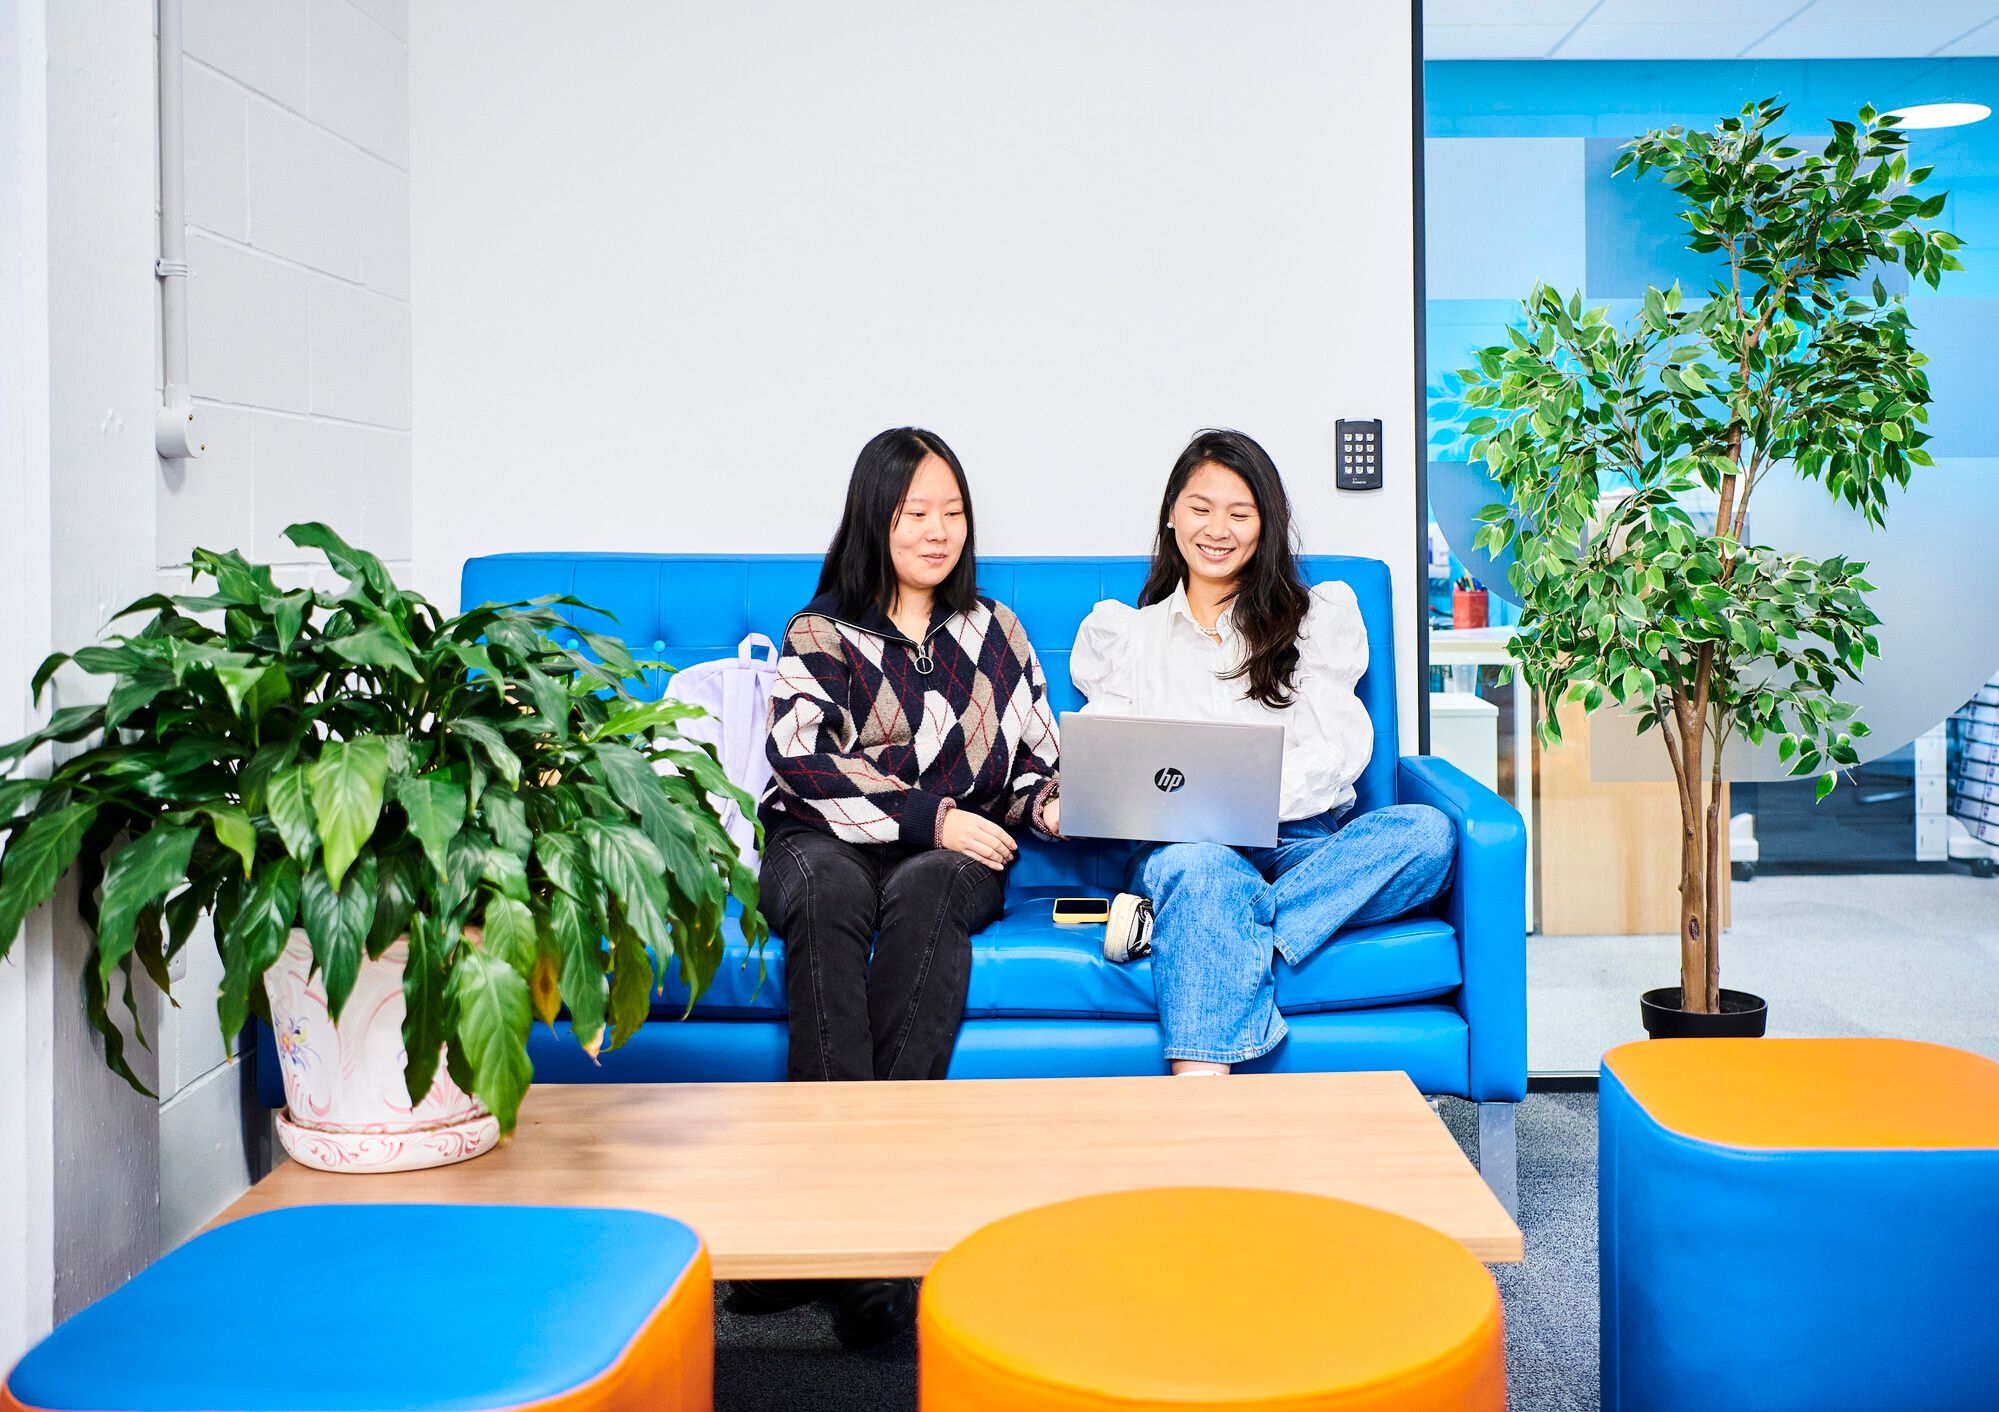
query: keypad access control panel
1336 419 1383 491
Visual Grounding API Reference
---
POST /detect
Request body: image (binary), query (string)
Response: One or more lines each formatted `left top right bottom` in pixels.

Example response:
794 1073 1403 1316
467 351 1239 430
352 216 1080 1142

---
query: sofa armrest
1396 754 1526 1102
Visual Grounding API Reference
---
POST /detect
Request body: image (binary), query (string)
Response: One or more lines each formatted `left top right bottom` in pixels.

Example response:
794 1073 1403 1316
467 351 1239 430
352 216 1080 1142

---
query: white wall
0 0 57 1368
154 0 414 1248
410 0 1422 739
31 0 166 1324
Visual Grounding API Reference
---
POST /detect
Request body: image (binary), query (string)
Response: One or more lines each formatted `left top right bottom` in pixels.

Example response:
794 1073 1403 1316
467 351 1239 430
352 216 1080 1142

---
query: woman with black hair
1072 428 1453 1075
736 427 1062 1341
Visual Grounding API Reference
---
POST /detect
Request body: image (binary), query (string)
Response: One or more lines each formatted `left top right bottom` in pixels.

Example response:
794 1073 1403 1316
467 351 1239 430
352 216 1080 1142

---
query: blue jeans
1132 805 1457 1065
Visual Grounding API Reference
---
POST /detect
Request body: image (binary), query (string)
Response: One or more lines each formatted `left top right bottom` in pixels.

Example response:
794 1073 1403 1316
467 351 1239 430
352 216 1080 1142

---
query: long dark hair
817 427 979 622
1140 428 1311 709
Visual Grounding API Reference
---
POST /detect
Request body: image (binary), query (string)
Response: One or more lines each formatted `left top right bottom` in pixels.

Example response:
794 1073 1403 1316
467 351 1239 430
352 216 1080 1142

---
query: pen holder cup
1452 588 1489 630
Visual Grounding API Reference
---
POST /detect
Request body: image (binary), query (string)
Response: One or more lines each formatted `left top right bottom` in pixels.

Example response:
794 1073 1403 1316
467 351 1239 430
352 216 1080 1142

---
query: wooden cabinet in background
1536 701 1729 936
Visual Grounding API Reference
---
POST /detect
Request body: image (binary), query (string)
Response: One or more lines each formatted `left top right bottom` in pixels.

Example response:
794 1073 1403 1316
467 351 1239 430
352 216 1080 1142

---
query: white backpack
659 633 779 870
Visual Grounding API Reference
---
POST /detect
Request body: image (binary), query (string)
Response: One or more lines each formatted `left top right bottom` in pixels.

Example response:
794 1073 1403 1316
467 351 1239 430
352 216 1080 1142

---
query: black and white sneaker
1103 892 1154 964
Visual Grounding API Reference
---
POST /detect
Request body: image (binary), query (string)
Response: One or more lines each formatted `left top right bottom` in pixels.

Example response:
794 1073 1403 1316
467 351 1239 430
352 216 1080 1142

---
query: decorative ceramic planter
264 929 500 1173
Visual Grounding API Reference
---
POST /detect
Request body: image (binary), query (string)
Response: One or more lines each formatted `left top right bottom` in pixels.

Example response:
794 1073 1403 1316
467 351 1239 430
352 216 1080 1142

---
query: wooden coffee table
214 1071 1522 1274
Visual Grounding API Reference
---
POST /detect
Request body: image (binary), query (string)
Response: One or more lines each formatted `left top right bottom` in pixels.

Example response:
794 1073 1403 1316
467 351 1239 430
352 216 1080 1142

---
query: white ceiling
1426 0 1999 60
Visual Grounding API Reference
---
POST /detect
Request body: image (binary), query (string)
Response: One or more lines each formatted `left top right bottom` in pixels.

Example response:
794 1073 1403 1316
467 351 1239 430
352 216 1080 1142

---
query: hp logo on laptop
1153 767 1186 793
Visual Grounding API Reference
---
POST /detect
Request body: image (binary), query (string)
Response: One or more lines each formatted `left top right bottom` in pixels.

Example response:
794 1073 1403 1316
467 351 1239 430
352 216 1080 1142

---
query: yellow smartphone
1052 897 1112 925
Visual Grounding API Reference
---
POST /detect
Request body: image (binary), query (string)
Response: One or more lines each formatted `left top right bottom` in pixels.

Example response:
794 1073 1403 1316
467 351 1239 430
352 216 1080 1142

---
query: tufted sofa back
461 554 1399 890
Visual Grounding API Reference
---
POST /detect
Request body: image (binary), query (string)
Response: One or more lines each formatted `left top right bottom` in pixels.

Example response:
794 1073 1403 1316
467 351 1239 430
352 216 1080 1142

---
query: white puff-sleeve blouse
1069 581 1373 822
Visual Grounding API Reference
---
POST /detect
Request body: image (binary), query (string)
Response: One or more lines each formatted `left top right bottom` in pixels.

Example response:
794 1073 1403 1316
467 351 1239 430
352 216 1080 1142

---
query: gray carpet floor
713 1092 1602 1411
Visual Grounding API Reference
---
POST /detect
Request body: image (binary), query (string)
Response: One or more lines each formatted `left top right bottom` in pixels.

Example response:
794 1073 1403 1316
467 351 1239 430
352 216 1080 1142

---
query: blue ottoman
3 1205 711 1412
1601 1038 1999 1412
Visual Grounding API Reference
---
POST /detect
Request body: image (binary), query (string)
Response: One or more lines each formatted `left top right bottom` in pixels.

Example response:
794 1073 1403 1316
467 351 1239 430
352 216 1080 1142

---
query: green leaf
606 915 654 1050
94 826 200 989
542 887 607 1053
266 591 308 650
301 853 377 1021
218 858 302 1041
450 948 533 1133
590 742 716 861
266 766 318 864
656 745 755 817
517 668 570 741
31 652 71 699
535 831 595 900
0 777 46 824
307 736 389 891
201 805 258 874
212 661 290 720
283 522 396 597
395 775 466 880
0 704 106 767
84 952 153 1097
481 787 532 855
399 913 450 1105
448 718 522 788
103 670 177 729
479 894 537 973
590 699 707 742
370 848 423 958
1815 771 1837 802
577 818 671 948
0 803 99 956
324 625 418 680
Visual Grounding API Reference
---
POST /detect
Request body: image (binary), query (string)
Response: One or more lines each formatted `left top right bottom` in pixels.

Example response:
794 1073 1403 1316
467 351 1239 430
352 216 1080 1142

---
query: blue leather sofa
257 553 1526 1203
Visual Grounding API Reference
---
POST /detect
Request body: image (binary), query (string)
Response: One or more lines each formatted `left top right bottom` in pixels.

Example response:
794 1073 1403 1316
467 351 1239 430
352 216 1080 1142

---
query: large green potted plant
0 524 765 1168
1458 101 1960 1033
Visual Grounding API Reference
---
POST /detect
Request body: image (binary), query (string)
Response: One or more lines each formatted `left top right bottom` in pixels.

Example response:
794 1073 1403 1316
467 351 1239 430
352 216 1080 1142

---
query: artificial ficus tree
1457 100 1961 1012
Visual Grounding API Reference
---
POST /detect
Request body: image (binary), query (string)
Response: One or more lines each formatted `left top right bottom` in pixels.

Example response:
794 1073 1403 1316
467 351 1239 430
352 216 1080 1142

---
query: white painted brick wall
185 232 312 413
246 101 366 281
181 66 247 242
158 2 414 1237
184 0 312 115
163 0 411 583
309 278 412 428
309 0 409 167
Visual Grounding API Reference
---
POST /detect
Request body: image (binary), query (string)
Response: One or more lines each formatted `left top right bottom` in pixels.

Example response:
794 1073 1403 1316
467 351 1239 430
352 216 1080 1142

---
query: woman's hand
940 809 1017 870
1043 795 1061 837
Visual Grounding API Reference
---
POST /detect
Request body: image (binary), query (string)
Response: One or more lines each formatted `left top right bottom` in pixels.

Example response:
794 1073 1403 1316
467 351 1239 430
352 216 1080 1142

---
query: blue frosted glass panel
1425 139 1588 300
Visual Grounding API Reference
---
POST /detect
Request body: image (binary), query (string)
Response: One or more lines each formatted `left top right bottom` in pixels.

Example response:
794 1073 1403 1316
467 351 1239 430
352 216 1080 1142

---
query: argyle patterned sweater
760 590 1062 847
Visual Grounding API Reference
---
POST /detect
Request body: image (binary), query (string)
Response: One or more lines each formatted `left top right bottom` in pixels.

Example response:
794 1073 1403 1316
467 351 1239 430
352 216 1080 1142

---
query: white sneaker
1104 892 1154 964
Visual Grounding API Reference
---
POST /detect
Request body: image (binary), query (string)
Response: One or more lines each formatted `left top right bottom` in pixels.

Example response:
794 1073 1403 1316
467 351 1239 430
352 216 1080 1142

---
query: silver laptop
1059 713 1284 847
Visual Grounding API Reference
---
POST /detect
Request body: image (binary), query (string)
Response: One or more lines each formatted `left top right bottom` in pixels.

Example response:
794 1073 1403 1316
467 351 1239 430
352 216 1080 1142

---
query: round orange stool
919 1188 1506 1411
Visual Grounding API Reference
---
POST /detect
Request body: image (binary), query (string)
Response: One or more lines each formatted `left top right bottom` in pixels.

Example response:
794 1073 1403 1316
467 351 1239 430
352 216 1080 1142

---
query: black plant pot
1639 987 1769 1039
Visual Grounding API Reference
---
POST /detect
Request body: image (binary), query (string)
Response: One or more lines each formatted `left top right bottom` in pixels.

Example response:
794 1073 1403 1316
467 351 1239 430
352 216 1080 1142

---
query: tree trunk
1702 732 1725 1012
1669 709 1714 1013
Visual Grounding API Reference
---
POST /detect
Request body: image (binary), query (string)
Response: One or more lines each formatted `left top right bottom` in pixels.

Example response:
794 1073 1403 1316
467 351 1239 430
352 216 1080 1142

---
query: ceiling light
1885 103 1991 130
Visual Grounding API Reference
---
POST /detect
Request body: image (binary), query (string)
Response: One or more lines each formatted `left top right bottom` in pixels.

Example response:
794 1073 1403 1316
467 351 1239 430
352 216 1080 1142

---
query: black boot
832 1278 918 1347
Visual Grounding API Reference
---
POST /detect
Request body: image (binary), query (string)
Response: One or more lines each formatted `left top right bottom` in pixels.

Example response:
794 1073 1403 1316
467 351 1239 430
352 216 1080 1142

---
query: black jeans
760 827 1006 1082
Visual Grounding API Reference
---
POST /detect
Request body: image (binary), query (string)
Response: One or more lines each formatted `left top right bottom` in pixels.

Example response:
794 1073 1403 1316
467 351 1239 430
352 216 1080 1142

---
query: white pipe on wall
153 0 200 459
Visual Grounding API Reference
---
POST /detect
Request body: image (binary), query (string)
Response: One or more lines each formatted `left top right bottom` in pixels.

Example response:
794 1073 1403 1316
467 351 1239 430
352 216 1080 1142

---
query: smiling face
1170 460 1262 593
888 452 968 600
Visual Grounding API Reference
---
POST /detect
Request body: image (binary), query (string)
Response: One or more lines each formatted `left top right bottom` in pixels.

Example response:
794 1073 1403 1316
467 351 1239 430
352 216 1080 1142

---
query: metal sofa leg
1478 1101 1519 1220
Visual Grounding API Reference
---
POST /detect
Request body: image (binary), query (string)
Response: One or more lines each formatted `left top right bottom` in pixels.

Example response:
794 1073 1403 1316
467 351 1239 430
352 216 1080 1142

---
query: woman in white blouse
1071 429 1455 1074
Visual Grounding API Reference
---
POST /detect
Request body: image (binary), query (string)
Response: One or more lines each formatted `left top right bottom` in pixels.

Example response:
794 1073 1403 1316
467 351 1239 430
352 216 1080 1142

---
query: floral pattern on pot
265 929 499 1171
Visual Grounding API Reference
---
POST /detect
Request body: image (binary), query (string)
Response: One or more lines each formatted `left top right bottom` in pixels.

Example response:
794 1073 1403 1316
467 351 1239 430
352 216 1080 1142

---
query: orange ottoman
919 1188 1506 1411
